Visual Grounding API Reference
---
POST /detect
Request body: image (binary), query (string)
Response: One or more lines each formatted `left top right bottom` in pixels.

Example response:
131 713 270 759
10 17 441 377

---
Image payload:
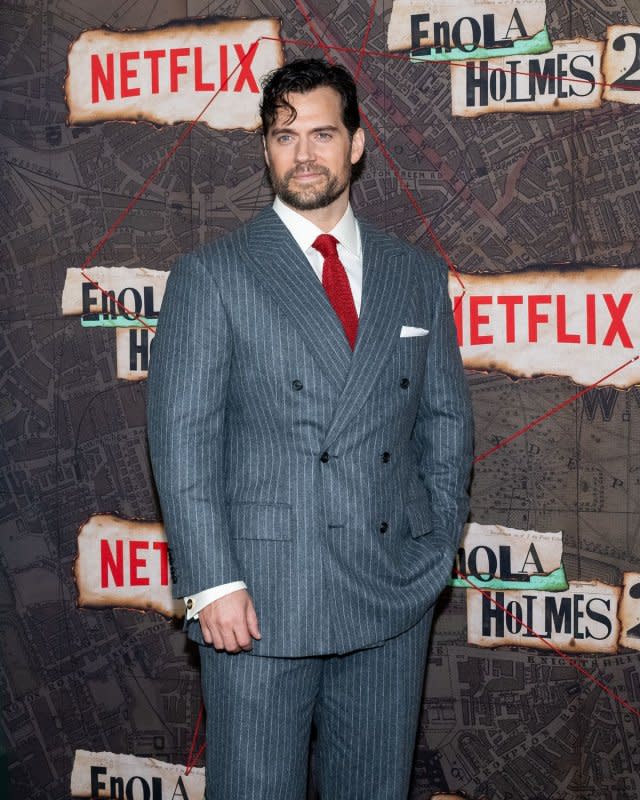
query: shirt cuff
184 581 247 620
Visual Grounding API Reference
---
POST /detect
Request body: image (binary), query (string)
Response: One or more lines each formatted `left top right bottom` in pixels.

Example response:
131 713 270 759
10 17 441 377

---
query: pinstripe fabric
200 646 318 798
199 610 432 799
313 609 433 799
146 205 473 657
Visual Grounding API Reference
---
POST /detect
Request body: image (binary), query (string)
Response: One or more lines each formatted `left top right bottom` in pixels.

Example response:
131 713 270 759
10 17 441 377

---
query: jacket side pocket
229 501 292 541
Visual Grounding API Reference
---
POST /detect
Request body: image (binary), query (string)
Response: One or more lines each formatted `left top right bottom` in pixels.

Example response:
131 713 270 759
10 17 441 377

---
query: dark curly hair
260 58 361 137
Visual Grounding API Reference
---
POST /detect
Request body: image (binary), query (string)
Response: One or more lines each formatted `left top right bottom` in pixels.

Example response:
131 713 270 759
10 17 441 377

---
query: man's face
263 86 365 212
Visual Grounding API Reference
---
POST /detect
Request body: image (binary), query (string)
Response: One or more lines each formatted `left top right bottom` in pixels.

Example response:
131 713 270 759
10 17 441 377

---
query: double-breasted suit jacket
147 205 473 657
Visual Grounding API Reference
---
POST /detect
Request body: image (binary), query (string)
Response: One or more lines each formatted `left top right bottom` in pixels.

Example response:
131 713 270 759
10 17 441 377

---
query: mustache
285 164 330 180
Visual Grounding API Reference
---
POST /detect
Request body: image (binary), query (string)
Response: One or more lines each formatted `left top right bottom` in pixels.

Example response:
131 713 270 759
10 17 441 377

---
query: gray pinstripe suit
146 205 473 796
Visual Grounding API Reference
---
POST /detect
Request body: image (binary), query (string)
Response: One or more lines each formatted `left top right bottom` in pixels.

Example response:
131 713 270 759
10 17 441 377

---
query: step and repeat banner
2 1 640 798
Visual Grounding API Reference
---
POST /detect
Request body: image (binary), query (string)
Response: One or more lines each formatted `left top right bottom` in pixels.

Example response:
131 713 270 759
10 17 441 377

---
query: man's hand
198 589 261 653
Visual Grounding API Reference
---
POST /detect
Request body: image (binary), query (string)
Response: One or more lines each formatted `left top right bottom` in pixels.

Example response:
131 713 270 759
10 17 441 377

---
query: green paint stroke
81 315 157 328
448 565 568 592
410 27 552 63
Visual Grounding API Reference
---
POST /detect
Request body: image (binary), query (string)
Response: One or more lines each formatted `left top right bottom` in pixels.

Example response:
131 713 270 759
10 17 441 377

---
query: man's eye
316 132 332 141
277 134 292 143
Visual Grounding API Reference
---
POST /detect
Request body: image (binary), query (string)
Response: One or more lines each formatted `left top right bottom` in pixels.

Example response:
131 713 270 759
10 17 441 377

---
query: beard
268 162 350 211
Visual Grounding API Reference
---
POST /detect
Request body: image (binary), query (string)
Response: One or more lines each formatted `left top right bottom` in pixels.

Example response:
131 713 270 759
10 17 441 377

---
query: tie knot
312 233 340 260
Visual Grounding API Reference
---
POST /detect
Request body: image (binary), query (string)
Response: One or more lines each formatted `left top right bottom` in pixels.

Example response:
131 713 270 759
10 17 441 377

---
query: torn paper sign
65 18 283 129
619 572 640 651
61 266 168 319
602 26 640 105
74 514 183 617
467 580 621 653
452 522 563 589
387 0 548 56
451 38 604 116
448 267 640 388
70 750 204 799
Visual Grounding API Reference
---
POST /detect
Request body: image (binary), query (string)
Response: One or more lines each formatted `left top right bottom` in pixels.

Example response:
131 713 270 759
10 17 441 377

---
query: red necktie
312 234 358 350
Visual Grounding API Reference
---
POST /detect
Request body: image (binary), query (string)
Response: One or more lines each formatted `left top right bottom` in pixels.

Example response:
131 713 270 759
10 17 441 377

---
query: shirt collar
273 196 361 258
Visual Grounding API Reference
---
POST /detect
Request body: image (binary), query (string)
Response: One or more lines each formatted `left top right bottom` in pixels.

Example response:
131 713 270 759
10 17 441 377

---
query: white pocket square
400 325 429 338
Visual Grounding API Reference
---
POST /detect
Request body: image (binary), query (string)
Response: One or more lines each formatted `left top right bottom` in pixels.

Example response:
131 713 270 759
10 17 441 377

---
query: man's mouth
289 167 327 182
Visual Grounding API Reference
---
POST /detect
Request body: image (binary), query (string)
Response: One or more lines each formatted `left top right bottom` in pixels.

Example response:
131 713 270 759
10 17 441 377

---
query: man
147 58 473 799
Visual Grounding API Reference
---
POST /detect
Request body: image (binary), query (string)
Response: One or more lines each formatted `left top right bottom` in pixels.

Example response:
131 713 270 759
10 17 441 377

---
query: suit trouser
199 610 433 799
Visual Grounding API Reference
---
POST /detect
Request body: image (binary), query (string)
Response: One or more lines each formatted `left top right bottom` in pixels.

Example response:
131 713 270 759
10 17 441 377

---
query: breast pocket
229 501 292 541
398 330 430 354
392 332 430 384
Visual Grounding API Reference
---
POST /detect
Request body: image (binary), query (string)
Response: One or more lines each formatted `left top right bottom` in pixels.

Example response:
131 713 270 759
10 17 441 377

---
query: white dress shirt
185 199 363 619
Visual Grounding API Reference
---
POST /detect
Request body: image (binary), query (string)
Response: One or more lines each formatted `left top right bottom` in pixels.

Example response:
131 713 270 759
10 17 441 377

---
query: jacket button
379 521 389 534
382 452 391 463
320 451 330 463
186 598 193 610
400 378 410 389
292 380 303 391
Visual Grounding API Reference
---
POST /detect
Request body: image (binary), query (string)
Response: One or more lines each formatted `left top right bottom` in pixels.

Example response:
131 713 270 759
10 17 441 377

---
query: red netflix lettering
556 295 580 343
99 538 170 588
586 294 596 344
153 541 169 586
469 296 493 345
143 49 165 94
101 539 124 587
194 46 215 91
91 53 114 103
170 47 190 92
88 43 260 104
603 293 633 348
130 540 150 586
233 42 260 92
120 51 140 98
454 291 636 352
497 295 523 343
220 44 229 90
527 295 551 342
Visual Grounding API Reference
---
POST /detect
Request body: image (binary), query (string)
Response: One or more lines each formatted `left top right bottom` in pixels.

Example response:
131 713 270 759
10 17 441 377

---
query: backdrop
2 1 640 798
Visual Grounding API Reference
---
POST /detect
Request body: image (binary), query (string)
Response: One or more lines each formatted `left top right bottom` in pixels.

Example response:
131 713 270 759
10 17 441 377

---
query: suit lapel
243 207 352 390
243 208 412 439
323 223 412 445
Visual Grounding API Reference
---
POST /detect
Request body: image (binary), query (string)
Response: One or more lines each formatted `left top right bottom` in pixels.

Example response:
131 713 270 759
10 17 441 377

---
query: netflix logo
74 514 183 618
66 18 283 130
452 291 633 348
448 267 640 388
90 42 260 104
100 538 170 588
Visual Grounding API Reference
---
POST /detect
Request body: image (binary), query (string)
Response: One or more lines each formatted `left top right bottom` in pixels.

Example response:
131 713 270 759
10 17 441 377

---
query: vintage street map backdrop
2 0 640 798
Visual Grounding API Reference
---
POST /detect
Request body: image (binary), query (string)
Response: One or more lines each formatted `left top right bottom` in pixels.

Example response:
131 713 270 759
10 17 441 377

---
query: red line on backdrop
184 703 206 775
454 569 640 719
473 353 640 463
353 0 377 82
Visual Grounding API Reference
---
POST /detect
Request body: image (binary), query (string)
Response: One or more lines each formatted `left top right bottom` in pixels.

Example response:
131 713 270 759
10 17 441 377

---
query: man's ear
350 128 365 165
262 136 270 167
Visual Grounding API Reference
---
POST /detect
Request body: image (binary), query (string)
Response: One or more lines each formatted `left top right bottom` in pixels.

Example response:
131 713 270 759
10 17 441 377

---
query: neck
280 191 350 232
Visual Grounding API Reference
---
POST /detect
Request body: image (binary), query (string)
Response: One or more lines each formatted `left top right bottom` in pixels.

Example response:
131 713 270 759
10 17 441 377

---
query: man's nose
294 137 314 163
